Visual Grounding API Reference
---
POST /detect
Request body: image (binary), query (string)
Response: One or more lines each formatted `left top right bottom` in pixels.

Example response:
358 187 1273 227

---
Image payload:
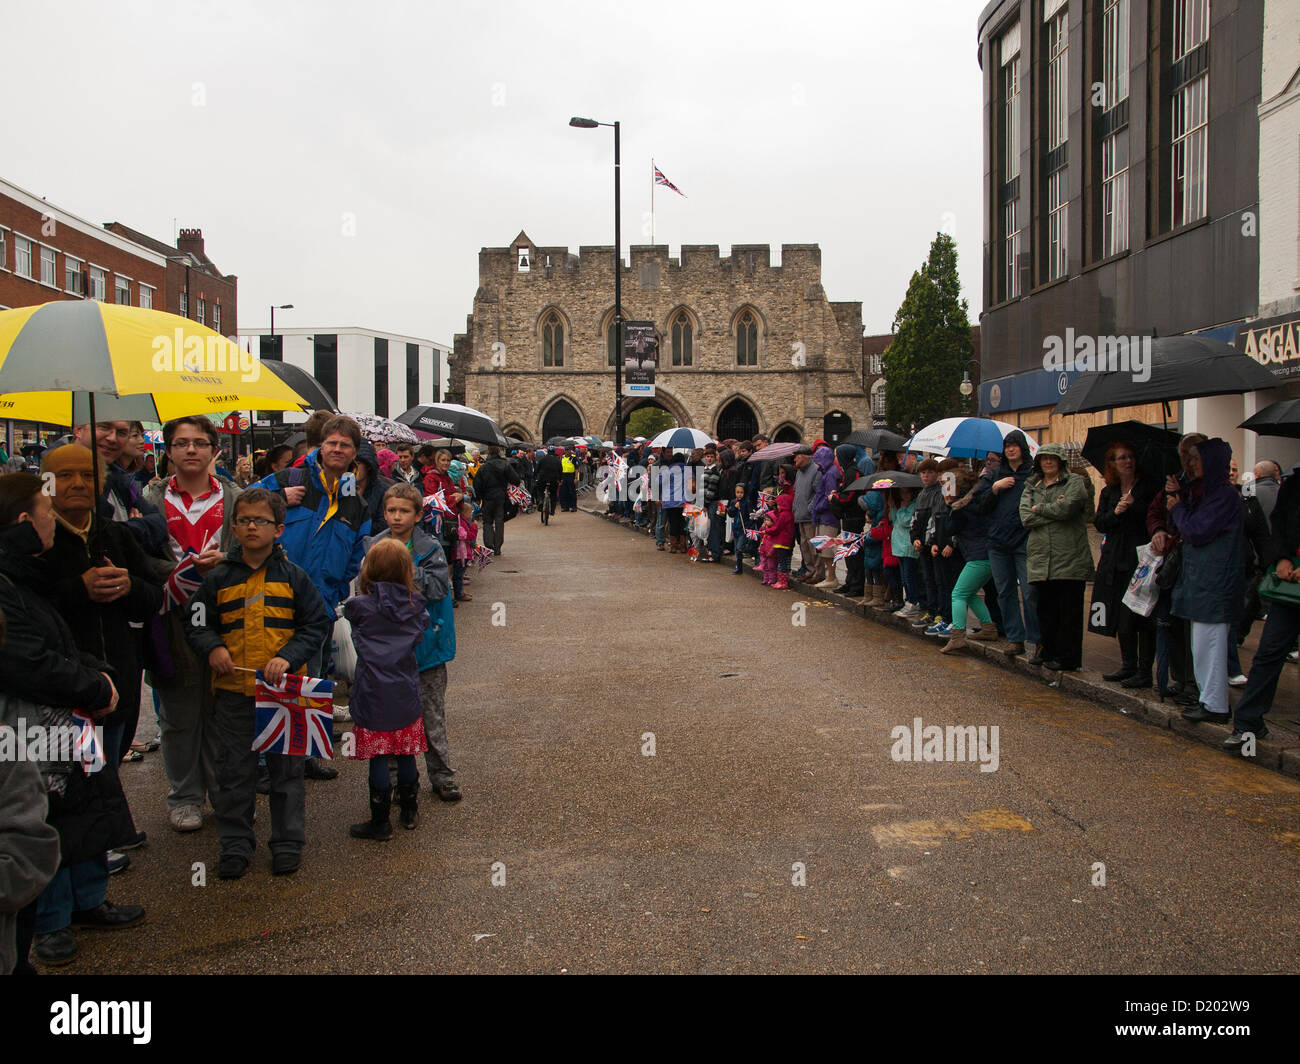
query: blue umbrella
907 417 1039 460
649 426 713 450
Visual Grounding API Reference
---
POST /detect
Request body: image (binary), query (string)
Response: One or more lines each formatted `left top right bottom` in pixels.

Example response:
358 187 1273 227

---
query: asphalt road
62 508 1300 974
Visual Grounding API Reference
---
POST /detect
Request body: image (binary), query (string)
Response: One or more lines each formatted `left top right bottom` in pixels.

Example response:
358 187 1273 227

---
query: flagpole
650 157 655 245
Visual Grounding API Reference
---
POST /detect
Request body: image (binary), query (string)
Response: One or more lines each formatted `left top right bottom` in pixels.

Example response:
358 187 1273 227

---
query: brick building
0 176 167 313
452 231 867 444
105 222 238 336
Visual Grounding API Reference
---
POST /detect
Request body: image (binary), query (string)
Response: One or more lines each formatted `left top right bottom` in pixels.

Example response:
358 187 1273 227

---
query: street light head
960 371 973 397
278 304 294 310
569 117 599 128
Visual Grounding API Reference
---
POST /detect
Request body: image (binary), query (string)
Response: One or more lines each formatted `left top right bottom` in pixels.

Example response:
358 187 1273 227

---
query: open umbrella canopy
846 470 924 491
343 412 418 444
1081 420 1181 477
649 426 713 450
545 436 573 448
906 417 1037 459
397 403 508 447
842 428 909 452
1054 337 1278 415
748 441 803 463
1240 399 1300 440
0 300 312 424
263 359 337 413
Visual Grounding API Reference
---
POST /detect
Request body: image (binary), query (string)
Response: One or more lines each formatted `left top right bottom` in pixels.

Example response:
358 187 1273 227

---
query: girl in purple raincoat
344 538 429 839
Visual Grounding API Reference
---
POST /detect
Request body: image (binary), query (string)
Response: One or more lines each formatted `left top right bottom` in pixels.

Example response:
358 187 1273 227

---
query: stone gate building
450 231 868 445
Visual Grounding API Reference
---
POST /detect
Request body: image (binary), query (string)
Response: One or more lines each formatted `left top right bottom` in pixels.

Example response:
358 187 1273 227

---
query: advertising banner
623 321 658 397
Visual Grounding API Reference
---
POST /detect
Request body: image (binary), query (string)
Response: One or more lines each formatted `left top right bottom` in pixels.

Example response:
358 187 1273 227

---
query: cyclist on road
534 448 562 520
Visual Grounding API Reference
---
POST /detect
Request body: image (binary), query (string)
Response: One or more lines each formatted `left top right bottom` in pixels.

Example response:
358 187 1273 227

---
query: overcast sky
7 0 985 343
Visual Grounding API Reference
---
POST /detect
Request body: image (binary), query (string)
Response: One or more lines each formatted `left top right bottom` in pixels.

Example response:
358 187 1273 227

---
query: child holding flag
345 539 430 839
185 488 330 880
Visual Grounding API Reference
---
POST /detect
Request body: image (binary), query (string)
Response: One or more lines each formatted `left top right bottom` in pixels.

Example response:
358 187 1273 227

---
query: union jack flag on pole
654 165 685 197
473 543 495 571
160 549 203 614
507 484 531 507
252 672 335 758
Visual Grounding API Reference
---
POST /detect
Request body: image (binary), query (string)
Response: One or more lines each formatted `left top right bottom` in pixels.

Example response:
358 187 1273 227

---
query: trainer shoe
1227 674 1248 687
169 805 202 832
106 851 130 875
910 613 932 628
924 621 951 638
1224 726 1268 750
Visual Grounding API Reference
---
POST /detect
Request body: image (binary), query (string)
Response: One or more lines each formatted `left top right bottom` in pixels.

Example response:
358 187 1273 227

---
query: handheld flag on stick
507 484 532 507
70 711 106 775
252 672 335 759
473 544 494 571
160 549 203 614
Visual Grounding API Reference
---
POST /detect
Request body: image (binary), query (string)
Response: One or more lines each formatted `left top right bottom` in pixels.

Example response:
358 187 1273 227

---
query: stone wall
452 231 867 442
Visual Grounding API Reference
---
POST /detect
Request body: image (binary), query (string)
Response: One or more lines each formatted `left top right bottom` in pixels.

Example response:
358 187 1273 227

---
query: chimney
177 228 204 257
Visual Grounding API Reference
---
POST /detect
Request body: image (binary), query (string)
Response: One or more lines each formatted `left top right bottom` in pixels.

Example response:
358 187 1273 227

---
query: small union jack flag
654 165 686 197
745 527 762 541
810 532 865 561
160 549 203 614
253 672 335 758
473 544 494 571
70 711 106 775
507 484 532 507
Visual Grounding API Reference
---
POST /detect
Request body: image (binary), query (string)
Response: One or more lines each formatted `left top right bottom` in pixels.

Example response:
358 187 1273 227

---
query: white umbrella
648 426 713 450
906 417 1038 460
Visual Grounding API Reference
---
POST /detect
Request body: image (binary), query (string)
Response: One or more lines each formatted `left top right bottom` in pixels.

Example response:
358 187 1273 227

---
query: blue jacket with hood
972 429 1034 551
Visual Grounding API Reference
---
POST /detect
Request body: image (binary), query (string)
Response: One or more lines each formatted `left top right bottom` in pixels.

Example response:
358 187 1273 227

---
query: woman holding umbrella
1091 442 1161 688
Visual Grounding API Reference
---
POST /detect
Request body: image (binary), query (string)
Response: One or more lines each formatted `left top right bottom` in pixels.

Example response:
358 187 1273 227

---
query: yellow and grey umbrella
0 300 311 424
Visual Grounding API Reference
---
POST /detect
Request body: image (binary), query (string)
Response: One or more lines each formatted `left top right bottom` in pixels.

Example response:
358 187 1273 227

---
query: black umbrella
397 403 508 448
846 470 923 491
545 436 573 448
1055 337 1277 417
842 428 909 451
263 359 338 412
1240 399 1300 440
1081 421 1182 478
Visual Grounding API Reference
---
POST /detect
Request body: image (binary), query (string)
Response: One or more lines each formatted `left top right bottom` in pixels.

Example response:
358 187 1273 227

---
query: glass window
115 276 131 305
40 246 56 286
197 297 205 324
1172 0 1210 61
1103 0 1129 109
1046 10 1068 153
1004 199 1023 297
1102 130 1130 255
212 302 219 331
671 313 693 367
15 236 32 278
180 290 188 317
65 254 83 294
871 379 887 419
139 284 153 309
736 310 758 366
608 321 619 367
1048 170 1069 280
89 266 106 301
0 228 6 270
1172 74 1209 226
406 343 419 408
374 337 389 418
314 334 338 404
542 312 564 367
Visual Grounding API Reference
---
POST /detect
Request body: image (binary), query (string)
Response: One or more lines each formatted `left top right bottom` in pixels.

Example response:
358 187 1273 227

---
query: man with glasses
71 420 167 554
259 416 371 781
142 417 238 833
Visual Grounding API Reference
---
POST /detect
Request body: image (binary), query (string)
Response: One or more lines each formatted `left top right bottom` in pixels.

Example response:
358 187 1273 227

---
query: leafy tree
881 232 975 435
624 405 675 439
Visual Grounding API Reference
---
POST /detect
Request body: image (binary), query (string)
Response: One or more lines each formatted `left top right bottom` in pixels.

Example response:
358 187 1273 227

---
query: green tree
624 405 675 439
881 232 974 435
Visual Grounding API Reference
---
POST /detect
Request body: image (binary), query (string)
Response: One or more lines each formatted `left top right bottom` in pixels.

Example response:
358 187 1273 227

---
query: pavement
54 502 1300 974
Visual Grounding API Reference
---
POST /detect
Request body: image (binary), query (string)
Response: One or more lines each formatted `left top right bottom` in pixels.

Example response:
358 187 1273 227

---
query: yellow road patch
872 808 1037 848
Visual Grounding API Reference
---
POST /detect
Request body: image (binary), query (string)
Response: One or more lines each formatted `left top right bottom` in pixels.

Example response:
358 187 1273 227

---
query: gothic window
670 311 694 367
735 309 758 366
542 311 564 367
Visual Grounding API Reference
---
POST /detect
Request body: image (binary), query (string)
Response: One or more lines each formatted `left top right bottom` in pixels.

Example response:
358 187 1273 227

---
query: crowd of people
0 409 543 973
596 430 1296 755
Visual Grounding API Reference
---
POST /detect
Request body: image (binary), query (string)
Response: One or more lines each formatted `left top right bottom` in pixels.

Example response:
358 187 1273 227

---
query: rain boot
350 785 393 842
396 781 419 830
773 571 790 590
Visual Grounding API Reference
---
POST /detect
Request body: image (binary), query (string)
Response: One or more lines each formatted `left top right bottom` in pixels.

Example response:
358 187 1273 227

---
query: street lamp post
264 304 293 450
959 358 981 415
570 116 624 446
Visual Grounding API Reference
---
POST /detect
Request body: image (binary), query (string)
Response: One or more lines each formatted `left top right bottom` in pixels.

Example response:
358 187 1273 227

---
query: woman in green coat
1019 443 1096 671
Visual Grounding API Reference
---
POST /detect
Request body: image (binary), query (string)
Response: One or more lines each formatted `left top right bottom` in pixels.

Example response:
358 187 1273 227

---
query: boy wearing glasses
143 417 240 834
185 488 329 879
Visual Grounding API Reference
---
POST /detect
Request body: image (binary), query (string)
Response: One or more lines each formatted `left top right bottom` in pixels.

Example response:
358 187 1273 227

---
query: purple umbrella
747 442 803 463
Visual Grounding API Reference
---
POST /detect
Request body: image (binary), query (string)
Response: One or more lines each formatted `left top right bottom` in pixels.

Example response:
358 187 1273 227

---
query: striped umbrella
0 300 311 424
906 417 1039 460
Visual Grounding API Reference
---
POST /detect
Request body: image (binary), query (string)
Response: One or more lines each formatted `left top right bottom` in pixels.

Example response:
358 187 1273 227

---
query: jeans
36 856 109 934
655 507 667 546
898 556 919 604
1231 598 1300 733
480 498 505 554
951 560 993 631
988 545 1040 644
452 559 466 599
916 551 938 615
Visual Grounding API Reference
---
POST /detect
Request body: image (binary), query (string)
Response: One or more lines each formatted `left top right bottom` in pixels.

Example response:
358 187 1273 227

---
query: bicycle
538 481 556 525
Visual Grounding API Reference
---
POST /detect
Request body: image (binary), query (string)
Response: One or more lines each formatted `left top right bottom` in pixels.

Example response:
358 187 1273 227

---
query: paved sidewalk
586 506 1300 779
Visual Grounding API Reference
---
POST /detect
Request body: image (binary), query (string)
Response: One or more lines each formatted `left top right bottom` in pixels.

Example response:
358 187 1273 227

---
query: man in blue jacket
259 415 371 780
972 430 1040 658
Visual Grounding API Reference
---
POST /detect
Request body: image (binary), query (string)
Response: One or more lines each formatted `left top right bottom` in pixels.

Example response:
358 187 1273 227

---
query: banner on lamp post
622 321 657 398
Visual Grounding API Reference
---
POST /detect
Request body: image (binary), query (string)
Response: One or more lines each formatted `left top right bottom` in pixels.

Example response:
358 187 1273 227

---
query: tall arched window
871 379 888 420
735 310 758 366
670 311 693 367
543 312 564 367
604 308 629 366
717 397 758 441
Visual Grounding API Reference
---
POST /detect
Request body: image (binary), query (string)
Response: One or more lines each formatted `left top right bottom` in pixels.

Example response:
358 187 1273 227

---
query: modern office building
975 0 1264 455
